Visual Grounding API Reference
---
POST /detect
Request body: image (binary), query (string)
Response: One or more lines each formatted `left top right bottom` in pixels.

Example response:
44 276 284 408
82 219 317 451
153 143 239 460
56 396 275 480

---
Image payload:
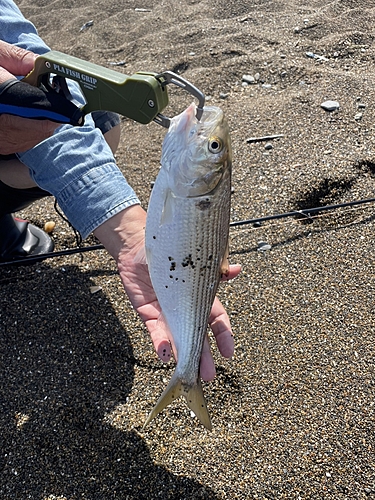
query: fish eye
208 137 223 154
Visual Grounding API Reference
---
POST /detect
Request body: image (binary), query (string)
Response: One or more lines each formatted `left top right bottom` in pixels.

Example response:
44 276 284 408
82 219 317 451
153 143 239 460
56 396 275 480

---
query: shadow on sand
0 264 217 499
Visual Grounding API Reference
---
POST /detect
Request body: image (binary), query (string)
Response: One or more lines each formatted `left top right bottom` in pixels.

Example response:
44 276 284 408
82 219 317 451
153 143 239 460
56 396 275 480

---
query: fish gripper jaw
153 71 205 128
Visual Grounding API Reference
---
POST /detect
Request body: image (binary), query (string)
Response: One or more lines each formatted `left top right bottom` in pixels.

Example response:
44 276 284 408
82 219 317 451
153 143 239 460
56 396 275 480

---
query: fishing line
0 196 374 267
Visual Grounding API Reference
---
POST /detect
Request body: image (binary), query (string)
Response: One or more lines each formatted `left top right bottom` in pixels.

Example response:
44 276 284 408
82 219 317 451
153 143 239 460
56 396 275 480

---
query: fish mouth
172 104 224 136
173 103 197 134
200 106 224 128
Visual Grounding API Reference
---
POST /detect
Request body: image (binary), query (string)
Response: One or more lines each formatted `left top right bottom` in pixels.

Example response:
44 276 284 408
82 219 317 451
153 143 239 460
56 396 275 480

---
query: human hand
0 40 58 154
94 205 241 381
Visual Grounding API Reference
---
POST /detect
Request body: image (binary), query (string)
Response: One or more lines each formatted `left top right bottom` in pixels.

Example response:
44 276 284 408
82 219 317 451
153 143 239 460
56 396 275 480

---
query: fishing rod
1 196 375 267
229 196 375 227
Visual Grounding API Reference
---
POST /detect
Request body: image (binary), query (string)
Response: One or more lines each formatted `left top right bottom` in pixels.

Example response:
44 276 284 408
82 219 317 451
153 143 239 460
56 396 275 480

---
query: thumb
0 40 36 79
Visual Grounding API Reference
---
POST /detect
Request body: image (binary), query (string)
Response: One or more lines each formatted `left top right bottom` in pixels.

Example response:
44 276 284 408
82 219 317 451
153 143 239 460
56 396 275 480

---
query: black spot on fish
170 275 173 279
153 235 156 239
168 256 174 261
196 198 211 210
170 261 176 271
208 255 213 261
181 254 195 268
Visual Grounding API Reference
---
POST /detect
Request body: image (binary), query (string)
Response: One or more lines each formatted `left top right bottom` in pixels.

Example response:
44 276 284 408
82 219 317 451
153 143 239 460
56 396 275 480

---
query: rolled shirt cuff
17 118 140 239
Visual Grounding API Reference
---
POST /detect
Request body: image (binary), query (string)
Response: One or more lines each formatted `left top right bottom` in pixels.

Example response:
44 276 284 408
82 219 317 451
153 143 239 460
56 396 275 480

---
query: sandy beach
1 0 375 498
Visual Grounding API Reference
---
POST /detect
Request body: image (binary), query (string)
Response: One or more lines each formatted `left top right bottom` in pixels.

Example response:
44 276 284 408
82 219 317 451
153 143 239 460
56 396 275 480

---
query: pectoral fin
160 188 176 226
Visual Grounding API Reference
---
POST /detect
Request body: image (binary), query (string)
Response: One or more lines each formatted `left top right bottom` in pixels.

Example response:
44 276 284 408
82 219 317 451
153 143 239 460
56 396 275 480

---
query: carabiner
154 70 205 128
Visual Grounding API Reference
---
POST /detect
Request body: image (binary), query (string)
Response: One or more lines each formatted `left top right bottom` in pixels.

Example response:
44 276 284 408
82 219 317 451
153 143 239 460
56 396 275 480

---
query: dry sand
1 0 375 498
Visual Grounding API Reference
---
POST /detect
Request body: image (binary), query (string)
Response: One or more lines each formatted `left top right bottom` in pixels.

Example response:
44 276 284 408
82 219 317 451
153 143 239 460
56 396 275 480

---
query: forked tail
143 373 212 430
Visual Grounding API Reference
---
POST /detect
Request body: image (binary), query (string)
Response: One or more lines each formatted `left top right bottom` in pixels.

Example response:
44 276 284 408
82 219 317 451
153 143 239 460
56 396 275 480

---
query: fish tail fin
184 378 212 430
143 374 212 430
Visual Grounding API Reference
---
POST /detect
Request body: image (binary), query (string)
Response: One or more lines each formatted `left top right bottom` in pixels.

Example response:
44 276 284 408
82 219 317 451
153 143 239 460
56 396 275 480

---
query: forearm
93 204 146 262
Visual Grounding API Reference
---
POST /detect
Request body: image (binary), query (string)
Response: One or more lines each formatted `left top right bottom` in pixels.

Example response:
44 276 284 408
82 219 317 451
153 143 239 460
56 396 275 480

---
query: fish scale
150 187 229 374
144 103 232 429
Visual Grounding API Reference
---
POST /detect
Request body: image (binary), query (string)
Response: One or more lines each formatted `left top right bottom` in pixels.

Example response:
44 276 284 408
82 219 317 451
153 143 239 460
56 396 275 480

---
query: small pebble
219 92 229 99
264 143 273 150
257 241 272 251
321 100 340 111
44 221 55 233
242 74 256 84
354 112 363 120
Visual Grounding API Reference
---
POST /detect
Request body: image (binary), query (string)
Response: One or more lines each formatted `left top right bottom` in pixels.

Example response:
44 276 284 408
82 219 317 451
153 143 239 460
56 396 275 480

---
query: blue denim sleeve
0 0 51 55
1 0 141 239
17 122 140 239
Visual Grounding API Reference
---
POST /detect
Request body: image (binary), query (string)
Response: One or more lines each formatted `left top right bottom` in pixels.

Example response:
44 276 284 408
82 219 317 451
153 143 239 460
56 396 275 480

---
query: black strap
0 79 85 126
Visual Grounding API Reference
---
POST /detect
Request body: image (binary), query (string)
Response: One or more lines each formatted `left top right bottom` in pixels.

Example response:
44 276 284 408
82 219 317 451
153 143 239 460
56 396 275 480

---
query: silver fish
144 103 232 430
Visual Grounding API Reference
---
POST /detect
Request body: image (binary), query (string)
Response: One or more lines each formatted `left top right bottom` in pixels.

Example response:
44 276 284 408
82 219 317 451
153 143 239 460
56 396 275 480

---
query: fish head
161 103 231 197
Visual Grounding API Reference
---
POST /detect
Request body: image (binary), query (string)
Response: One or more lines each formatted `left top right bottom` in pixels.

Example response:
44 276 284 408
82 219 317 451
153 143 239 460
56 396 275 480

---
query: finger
0 67 16 83
209 297 235 358
144 317 172 363
220 263 241 282
199 335 216 382
0 40 36 77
